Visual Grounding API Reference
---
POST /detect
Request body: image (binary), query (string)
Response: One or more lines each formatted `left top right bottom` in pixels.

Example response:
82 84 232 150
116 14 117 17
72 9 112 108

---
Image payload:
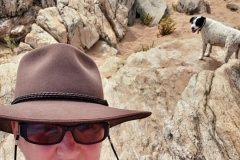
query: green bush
4 36 17 50
157 15 176 36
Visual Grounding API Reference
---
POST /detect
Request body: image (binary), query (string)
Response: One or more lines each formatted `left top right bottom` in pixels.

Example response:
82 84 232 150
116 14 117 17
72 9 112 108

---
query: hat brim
0 100 151 133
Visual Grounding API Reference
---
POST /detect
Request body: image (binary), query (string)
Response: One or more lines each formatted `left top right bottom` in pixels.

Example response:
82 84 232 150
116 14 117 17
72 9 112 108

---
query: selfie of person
0 43 151 160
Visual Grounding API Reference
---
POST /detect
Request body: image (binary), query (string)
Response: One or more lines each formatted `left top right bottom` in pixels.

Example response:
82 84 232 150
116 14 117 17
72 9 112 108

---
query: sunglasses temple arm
14 125 20 160
107 135 120 160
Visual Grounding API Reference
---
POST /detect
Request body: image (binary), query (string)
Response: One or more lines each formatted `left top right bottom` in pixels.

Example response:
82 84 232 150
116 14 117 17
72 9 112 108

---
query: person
0 43 151 160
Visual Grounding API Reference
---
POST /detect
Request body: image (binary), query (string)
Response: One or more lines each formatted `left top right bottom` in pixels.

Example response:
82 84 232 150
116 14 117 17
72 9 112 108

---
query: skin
11 121 102 160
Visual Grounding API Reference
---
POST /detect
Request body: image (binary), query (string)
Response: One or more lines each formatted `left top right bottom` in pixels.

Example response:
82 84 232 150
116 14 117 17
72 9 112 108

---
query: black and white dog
190 16 240 63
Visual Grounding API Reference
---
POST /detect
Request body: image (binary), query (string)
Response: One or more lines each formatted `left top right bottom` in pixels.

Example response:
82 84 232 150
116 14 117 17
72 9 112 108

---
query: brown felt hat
0 43 151 133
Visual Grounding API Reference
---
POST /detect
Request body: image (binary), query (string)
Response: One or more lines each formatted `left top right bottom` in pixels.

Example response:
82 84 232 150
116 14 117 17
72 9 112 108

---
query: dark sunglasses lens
26 124 62 144
73 123 106 144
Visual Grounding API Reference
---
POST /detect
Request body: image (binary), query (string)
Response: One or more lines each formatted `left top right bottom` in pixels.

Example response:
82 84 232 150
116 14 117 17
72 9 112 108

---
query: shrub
4 36 17 50
157 15 176 36
172 3 177 11
141 13 154 26
141 41 155 52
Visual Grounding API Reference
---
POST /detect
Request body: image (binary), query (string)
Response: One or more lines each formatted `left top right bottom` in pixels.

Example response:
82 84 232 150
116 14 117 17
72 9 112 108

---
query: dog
190 16 240 63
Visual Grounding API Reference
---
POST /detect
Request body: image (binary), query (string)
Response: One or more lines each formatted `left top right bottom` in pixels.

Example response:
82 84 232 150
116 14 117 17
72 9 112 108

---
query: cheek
18 137 56 160
80 143 102 159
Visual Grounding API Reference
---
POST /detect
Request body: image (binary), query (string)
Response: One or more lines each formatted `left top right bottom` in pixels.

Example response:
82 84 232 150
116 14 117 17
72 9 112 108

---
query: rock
128 0 168 26
25 23 58 49
99 57 125 78
98 0 129 40
10 25 26 37
15 42 33 55
175 0 211 15
36 7 67 43
163 59 240 159
100 46 240 159
0 0 139 50
40 0 56 8
101 48 197 159
0 0 33 17
0 9 36 42
226 3 239 12
0 133 24 160
57 0 84 50
0 43 13 58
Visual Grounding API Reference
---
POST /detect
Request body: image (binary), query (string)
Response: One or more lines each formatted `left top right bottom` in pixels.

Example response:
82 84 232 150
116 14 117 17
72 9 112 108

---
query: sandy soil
88 0 240 65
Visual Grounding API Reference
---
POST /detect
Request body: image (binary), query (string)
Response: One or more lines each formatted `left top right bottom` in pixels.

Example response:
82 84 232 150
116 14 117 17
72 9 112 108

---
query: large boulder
100 47 240 159
128 0 168 26
163 59 240 159
0 0 132 50
36 7 67 43
175 0 211 15
25 23 58 49
0 9 36 42
0 0 33 17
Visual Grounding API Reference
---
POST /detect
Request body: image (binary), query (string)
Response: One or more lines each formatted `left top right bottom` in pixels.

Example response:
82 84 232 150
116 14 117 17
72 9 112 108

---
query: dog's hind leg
224 50 232 63
199 42 208 60
224 44 236 63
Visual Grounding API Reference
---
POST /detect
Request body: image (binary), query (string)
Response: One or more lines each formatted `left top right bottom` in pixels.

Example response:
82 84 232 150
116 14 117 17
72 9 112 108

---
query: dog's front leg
199 43 208 60
205 44 212 57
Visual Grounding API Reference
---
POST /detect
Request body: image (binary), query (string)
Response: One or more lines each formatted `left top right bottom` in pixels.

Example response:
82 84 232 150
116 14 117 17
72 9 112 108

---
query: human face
11 121 102 160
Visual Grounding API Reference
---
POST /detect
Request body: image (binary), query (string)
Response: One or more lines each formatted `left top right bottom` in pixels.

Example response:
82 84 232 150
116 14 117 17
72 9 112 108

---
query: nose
56 131 80 156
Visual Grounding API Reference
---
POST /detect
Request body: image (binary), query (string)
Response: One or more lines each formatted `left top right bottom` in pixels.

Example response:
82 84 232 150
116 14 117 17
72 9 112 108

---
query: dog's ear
200 16 206 21
196 16 206 27
190 17 196 23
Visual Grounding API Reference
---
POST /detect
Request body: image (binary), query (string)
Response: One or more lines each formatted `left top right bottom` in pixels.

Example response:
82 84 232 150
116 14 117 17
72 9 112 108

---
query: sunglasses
18 122 109 145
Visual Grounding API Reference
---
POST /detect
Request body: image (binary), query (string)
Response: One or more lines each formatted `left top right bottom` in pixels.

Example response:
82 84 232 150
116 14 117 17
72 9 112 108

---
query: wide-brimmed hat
0 43 151 133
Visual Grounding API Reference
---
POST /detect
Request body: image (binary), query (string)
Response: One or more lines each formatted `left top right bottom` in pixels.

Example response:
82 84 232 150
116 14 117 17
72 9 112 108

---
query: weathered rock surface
133 0 168 26
163 60 240 159
101 53 240 159
226 2 239 12
36 7 67 43
0 0 168 50
25 23 58 48
174 0 211 15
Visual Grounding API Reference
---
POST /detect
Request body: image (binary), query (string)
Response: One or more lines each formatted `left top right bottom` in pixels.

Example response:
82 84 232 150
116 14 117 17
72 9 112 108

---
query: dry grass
157 15 176 37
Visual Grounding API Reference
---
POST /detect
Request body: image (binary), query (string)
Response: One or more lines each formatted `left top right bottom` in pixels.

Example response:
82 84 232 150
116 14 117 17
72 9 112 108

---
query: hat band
11 92 108 106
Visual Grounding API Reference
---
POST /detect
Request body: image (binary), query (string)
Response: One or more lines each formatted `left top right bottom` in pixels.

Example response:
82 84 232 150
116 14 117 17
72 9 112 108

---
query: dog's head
190 16 206 33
